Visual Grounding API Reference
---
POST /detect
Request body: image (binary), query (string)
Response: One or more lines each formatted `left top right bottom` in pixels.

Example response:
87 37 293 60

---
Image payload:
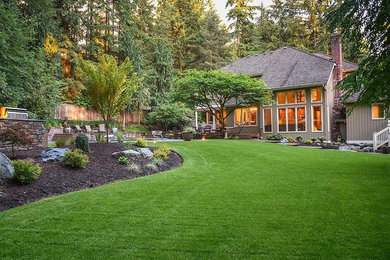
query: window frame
234 107 258 127
311 88 322 103
372 104 385 120
263 108 273 133
311 104 323 132
277 90 306 105
277 106 307 133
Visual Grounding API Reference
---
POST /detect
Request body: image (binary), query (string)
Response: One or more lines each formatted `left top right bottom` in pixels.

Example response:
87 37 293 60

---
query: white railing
373 121 390 150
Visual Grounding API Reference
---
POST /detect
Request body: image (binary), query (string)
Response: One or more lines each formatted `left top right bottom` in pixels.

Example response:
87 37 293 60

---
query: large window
277 90 306 105
372 104 385 119
235 107 257 126
278 107 306 132
263 108 272 133
311 88 322 102
312 105 322 132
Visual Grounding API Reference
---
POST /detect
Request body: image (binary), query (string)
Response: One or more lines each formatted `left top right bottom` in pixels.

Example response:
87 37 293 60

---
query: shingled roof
222 46 349 89
312 52 359 70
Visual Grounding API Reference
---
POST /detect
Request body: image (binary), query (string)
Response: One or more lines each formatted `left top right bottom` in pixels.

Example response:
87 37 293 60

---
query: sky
212 0 273 25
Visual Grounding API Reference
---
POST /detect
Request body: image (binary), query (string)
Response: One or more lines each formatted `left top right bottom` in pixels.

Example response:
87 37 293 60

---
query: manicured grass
0 141 389 258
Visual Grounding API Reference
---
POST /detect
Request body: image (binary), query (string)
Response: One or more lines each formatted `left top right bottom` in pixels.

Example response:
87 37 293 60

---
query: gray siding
346 104 388 142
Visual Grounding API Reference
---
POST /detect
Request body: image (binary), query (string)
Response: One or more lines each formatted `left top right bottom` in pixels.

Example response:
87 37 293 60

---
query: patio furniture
85 125 98 134
152 130 164 139
99 124 106 133
203 125 212 133
74 125 83 133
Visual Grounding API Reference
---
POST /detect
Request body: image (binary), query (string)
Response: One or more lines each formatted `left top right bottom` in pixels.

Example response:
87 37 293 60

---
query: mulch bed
0 143 183 212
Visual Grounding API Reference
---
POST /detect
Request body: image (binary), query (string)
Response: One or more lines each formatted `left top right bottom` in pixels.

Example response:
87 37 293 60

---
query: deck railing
373 121 390 150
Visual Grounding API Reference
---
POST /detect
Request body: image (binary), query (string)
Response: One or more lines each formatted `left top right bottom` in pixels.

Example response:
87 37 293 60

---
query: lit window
263 108 272 133
278 108 287 132
215 110 227 126
372 104 385 119
235 107 258 126
249 107 257 125
297 107 306 131
287 91 295 104
296 90 305 103
312 105 322 131
287 108 296 131
277 92 286 104
235 109 242 126
311 88 322 102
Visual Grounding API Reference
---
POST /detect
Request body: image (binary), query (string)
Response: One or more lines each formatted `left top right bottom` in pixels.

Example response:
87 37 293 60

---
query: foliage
117 133 124 143
125 141 133 150
183 127 196 134
55 138 67 148
63 149 89 169
174 70 270 131
328 0 390 116
287 137 295 143
126 124 149 133
304 139 313 145
152 157 165 167
144 102 193 131
296 135 303 142
152 144 171 161
311 137 318 142
75 134 90 153
145 163 158 171
95 134 104 143
0 123 33 158
318 136 326 143
127 163 140 173
266 133 285 141
78 54 139 143
134 137 147 148
11 159 41 185
118 156 129 165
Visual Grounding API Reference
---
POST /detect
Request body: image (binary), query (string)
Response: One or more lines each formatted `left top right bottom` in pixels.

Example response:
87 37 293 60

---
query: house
195 33 389 147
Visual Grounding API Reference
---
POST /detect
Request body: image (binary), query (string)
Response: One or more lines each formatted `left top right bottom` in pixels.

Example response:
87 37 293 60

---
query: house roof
221 46 357 89
345 92 361 103
312 52 359 70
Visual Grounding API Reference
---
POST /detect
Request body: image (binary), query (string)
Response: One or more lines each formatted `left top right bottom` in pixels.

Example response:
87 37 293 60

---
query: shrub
135 137 147 147
11 159 42 184
296 135 303 142
117 133 124 143
75 134 90 153
182 127 196 134
152 157 165 166
118 156 129 165
145 163 158 171
55 138 67 148
287 136 295 143
69 138 76 145
127 163 140 173
311 137 318 142
125 141 133 150
63 149 89 169
266 133 284 140
96 133 104 143
0 123 33 158
318 136 326 143
152 144 171 161
304 139 313 145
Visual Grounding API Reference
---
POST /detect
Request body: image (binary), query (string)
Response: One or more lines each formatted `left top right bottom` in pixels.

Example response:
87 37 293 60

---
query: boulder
41 148 70 162
280 138 289 143
0 152 14 179
136 148 153 158
339 146 351 151
363 147 374 153
112 150 141 159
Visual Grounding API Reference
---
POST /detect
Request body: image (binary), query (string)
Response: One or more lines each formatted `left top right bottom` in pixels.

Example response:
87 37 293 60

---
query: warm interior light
0 107 7 119
153 140 157 144
202 136 206 141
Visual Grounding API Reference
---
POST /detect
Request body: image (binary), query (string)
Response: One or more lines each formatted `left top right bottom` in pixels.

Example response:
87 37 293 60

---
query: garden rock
339 146 351 151
112 150 141 159
136 148 153 158
0 152 14 179
280 138 289 143
41 148 70 162
363 147 374 153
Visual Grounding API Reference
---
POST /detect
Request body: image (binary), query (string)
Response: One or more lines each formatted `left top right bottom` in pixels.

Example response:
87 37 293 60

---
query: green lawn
1 141 389 258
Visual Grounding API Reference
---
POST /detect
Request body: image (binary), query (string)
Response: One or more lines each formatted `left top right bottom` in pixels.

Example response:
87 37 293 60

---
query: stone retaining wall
0 118 46 151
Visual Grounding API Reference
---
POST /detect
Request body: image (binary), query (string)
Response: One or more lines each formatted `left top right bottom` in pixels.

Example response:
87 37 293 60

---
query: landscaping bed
0 143 182 212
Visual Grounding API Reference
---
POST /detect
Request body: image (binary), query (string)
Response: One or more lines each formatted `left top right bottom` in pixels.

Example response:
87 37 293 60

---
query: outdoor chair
203 125 212 133
85 125 92 134
99 124 106 133
152 130 164 139
74 125 83 133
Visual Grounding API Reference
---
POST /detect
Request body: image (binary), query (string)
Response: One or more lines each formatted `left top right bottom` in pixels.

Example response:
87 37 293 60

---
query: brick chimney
331 32 343 82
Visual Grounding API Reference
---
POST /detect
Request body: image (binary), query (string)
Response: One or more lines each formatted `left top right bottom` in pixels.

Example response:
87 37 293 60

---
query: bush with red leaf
0 123 33 158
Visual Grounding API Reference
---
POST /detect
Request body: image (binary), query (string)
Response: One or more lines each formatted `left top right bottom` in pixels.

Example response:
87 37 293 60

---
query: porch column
212 115 216 130
195 111 198 130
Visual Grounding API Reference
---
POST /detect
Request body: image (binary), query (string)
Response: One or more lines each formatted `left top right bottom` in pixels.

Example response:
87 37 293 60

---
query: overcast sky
212 0 273 25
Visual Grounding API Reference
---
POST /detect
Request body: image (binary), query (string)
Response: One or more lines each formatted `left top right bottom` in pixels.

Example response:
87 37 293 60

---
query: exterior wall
0 119 46 151
225 86 332 140
346 104 388 143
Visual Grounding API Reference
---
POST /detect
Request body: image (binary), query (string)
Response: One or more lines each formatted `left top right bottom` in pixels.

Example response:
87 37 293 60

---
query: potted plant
182 127 196 141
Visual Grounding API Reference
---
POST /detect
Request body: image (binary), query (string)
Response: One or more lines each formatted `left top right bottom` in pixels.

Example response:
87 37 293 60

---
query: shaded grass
0 140 389 258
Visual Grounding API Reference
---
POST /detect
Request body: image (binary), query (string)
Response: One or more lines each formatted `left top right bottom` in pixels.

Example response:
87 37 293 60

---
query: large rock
136 148 153 158
0 152 14 179
112 150 141 159
40 148 70 162
363 147 374 153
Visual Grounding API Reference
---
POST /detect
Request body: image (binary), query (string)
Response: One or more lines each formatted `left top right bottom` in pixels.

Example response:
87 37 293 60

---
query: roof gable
222 47 336 89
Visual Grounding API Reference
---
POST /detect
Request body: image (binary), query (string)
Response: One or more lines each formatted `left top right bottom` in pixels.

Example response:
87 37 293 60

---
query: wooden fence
54 104 147 126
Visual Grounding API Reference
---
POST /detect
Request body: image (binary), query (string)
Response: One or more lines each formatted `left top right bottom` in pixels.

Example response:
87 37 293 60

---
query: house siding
346 104 388 143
